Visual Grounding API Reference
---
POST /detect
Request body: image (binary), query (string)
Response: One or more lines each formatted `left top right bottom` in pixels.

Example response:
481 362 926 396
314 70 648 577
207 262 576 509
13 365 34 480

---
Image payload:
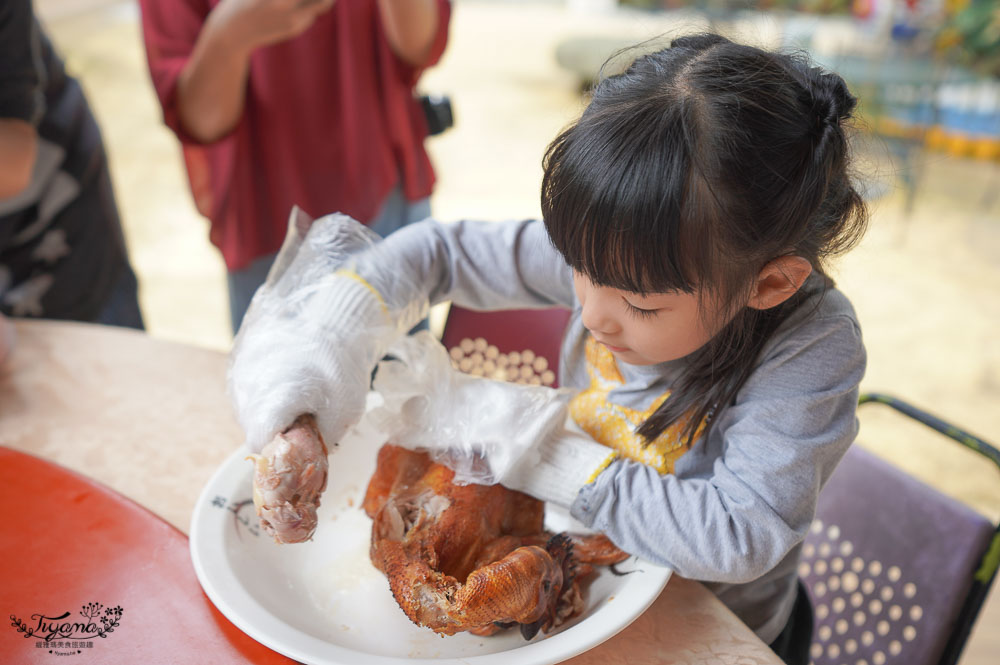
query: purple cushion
801 444 994 665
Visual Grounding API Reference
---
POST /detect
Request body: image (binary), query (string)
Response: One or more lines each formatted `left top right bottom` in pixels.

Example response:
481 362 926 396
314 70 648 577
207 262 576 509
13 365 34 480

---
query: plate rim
190 447 672 665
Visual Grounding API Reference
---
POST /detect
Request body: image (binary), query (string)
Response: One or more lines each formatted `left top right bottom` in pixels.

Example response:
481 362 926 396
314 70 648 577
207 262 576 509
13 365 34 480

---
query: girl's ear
747 256 813 310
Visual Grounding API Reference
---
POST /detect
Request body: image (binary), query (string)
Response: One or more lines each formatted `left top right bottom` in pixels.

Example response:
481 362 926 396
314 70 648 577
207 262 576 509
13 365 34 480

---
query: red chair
440 305 572 387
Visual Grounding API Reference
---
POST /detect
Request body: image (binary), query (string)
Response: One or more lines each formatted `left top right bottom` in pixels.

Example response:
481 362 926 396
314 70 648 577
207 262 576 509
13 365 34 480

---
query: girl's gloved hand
228 209 414 454
230 269 392 453
367 332 617 507
502 426 617 508
229 209 432 543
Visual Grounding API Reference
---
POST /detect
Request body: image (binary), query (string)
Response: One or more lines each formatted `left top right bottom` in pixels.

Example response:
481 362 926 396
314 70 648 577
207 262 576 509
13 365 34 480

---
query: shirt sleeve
386 0 451 83
422 0 451 69
573 311 866 583
354 218 576 314
137 0 211 144
0 0 43 124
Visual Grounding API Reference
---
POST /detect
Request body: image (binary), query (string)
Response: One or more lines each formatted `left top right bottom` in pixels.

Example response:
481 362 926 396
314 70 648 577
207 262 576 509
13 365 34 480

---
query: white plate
190 420 671 665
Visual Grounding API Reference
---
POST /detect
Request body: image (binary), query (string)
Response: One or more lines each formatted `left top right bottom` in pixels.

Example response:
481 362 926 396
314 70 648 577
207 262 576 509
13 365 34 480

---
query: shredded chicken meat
247 414 329 543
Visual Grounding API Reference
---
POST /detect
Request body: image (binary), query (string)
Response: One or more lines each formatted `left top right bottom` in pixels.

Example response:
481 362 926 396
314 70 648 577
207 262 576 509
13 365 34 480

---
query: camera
420 94 454 136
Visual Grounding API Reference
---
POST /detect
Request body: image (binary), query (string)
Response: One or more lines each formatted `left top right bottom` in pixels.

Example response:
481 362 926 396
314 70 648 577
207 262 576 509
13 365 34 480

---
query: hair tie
817 103 839 131
811 70 857 127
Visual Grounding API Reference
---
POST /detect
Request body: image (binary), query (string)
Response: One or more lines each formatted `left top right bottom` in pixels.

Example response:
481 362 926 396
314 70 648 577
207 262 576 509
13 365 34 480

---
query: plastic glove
502 425 617 507
367 332 617 505
228 208 426 454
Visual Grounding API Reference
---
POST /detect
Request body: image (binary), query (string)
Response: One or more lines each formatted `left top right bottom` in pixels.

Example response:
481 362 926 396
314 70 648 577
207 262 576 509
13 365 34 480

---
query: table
0 319 784 664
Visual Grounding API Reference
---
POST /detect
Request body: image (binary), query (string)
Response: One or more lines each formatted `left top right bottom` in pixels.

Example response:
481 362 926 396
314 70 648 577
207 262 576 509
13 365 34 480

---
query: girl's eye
623 299 660 320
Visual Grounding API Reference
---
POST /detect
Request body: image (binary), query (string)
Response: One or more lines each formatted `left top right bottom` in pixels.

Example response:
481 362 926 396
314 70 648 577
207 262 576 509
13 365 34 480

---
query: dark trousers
94 262 144 330
769 580 814 665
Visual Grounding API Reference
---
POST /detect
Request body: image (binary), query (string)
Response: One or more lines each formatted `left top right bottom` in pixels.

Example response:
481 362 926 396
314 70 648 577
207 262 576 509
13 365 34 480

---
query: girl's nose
580 293 621 336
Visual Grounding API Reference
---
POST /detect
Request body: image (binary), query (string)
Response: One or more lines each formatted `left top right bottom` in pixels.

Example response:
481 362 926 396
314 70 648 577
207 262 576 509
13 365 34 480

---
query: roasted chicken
363 444 629 638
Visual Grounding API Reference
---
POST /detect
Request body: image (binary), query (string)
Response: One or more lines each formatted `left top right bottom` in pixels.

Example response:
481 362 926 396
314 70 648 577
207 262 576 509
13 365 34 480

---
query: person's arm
140 0 333 144
0 118 36 198
0 313 14 365
571 311 866 582
0 0 41 198
230 215 573 542
355 217 575 316
230 216 574 453
176 0 334 142
171 9 253 144
376 0 441 67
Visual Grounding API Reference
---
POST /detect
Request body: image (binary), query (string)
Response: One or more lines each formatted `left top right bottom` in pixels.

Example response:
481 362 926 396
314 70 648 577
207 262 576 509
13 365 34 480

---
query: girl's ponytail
803 69 868 261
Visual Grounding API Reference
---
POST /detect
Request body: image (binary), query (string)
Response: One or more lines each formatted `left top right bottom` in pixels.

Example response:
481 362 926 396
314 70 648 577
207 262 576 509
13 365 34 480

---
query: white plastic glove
503 425 617 507
228 208 424 454
231 272 389 453
367 332 617 506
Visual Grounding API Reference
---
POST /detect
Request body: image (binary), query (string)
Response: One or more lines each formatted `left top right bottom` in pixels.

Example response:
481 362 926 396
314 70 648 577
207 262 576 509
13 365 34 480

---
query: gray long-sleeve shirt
354 216 866 643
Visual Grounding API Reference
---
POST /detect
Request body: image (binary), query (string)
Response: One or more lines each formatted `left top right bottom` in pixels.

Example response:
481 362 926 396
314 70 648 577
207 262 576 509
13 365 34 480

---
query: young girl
232 33 868 664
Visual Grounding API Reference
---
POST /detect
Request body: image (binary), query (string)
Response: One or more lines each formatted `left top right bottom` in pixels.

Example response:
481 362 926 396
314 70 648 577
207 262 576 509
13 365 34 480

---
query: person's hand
0 313 14 366
210 0 336 52
230 211 428 456
229 271 388 454
502 427 617 508
368 334 579 485
367 333 619 508
230 273 383 544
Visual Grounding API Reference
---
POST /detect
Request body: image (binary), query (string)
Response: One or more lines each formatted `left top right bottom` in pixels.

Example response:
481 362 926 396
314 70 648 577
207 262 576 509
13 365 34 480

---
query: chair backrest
440 305 572 388
801 443 996 665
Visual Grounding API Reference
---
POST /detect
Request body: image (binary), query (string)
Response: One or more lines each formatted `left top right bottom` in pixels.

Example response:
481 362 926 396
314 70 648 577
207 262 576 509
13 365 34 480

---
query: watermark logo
9 602 123 656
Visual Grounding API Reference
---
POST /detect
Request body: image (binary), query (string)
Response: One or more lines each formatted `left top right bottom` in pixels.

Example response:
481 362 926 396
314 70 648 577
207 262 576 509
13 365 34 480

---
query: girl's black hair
541 33 869 444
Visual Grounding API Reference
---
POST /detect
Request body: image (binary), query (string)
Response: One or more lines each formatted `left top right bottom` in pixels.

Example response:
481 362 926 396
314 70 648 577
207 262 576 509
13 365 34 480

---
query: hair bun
812 70 857 130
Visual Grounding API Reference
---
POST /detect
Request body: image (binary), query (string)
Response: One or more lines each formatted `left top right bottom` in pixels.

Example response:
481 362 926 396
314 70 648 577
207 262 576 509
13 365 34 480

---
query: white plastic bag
367 331 575 485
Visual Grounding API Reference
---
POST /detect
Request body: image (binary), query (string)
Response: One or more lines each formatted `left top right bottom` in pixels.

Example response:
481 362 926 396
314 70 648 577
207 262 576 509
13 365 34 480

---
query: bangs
541 99 716 296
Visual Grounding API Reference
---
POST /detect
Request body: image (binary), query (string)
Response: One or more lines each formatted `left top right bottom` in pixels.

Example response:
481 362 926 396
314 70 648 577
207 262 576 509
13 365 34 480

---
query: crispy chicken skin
363 444 628 638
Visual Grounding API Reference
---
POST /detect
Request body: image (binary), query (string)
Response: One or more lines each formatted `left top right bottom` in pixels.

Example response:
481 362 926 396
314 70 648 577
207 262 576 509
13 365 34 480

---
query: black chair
801 393 1000 665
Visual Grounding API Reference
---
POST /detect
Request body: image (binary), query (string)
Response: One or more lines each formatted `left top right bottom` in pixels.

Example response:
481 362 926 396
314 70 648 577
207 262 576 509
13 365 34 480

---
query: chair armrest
858 392 1000 665
859 392 1000 472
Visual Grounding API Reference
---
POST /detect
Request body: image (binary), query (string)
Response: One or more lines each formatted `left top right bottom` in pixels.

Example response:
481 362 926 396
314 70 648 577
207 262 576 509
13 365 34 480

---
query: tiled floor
35 1 1000 663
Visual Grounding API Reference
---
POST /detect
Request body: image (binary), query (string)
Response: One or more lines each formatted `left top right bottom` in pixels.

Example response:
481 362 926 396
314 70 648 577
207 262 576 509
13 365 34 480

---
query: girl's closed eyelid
622 293 672 310
622 298 660 319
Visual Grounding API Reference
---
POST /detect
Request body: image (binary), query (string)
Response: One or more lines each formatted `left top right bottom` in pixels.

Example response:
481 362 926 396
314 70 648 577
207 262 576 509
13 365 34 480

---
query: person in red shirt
138 0 451 332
